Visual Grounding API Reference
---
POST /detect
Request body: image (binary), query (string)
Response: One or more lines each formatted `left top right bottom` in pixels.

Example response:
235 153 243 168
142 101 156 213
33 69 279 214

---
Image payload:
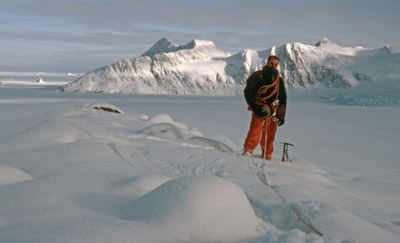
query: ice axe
280 142 294 162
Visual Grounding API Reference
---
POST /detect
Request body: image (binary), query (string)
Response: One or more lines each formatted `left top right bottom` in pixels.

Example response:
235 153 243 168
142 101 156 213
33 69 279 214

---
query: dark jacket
244 66 287 108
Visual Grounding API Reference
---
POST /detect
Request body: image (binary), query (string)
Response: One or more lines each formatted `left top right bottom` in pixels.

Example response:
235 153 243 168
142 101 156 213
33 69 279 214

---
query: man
243 55 287 160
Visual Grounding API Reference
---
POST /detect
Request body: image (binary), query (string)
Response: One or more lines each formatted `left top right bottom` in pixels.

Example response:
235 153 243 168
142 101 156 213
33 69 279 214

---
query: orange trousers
244 112 278 155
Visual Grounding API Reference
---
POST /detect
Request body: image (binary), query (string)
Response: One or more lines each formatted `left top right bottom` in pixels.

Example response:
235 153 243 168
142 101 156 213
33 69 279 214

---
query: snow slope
1 76 400 242
60 38 400 107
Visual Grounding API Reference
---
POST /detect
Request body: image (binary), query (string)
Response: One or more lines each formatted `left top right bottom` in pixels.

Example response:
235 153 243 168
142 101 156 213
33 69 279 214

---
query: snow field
0 98 331 242
0 85 399 242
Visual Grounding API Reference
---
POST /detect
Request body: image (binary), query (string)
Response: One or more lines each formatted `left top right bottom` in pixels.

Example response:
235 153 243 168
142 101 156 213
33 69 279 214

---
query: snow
112 175 172 197
127 175 261 242
142 37 180 56
315 37 370 56
142 37 230 58
0 165 34 187
0 72 400 243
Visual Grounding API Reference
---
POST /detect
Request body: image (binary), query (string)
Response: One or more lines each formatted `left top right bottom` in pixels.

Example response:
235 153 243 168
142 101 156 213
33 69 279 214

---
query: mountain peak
182 39 230 58
186 39 216 48
142 38 229 58
315 38 337 47
142 37 178 56
142 38 218 56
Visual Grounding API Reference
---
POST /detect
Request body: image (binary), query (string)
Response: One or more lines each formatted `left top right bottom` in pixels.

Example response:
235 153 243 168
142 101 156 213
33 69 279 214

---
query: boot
242 150 253 157
261 151 272 160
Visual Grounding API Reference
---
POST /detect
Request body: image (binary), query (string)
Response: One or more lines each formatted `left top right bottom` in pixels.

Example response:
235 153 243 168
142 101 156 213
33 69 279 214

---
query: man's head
267 55 279 70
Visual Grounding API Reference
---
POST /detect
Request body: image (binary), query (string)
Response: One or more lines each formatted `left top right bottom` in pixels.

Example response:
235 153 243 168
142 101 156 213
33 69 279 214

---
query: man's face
267 59 279 70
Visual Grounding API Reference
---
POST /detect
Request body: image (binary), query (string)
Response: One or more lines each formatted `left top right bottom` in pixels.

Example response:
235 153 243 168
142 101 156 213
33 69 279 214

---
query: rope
262 117 271 160
255 71 280 104
259 160 324 236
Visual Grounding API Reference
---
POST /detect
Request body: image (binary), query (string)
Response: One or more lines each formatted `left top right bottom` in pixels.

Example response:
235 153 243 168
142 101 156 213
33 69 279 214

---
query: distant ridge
61 37 399 100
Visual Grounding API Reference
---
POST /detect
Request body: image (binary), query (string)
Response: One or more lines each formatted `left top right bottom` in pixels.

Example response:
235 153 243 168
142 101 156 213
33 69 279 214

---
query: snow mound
147 113 174 123
0 118 94 152
138 114 149 120
128 175 261 242
189 136 235 154
136 124 235 153
112 175 172 197
89 103 124 113
147 113 189 129
0 164 34 186
138 123 184 139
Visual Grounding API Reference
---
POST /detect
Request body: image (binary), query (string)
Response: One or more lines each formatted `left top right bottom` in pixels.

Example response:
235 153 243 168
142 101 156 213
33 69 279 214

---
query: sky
1 0 399 73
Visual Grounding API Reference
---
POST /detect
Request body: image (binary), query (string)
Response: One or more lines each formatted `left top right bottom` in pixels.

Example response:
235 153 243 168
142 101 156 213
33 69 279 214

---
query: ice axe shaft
280 142 294 162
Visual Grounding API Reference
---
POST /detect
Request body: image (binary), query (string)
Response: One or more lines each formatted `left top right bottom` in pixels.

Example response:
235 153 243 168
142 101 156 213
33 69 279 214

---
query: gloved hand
276 104 286 126
278 118 285 126
276 104 286 118
252 104 270 118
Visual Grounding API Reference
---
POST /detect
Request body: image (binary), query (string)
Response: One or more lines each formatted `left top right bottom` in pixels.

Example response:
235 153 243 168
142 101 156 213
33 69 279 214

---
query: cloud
3 0 268 33
1 0 399 72
3 0 399 43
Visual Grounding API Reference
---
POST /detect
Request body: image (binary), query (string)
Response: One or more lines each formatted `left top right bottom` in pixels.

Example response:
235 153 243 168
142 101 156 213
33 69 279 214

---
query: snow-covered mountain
61 37 400 97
